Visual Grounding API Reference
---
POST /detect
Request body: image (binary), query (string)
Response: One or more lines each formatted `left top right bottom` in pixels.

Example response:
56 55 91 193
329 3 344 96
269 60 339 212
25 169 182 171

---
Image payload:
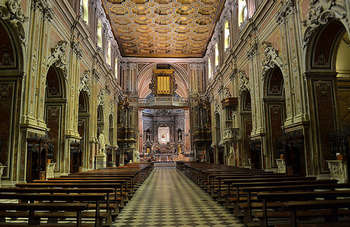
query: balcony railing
138 97 189 107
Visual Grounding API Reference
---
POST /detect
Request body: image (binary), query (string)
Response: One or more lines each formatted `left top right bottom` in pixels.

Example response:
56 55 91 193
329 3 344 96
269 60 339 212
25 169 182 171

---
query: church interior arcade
0 0 350 226
0 0 348 186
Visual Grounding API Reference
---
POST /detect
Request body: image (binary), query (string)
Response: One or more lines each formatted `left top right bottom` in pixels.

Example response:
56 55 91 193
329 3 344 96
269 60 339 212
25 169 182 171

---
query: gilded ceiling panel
102 0 224 57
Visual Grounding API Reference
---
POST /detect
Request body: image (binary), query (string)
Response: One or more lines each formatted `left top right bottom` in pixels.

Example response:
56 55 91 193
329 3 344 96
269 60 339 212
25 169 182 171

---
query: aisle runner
114 167 244 227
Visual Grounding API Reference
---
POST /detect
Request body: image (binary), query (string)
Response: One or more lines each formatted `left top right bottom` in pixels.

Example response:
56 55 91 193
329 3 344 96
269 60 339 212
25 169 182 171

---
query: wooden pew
16 182 125 210
256 190 350 227
0 202 89 227
0 193 107 227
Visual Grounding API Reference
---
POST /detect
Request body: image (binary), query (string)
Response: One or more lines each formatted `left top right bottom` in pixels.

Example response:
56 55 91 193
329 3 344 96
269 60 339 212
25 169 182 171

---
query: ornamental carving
0 0 27 44
247 42 258 59
223 87 231 99
79 70 90 96
32 0 54 21
303 0 348 48
262 42 283 77
276 0 295 24
47 40 68 73
98 89 105 106
71 41 82 59
239 71 250 93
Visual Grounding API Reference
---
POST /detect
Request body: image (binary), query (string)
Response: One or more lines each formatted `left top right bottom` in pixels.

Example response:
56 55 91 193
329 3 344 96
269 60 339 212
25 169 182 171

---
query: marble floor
114 167 244 227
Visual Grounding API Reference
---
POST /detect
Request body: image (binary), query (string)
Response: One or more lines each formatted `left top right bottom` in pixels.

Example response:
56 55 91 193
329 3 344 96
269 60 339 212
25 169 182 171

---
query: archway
107 114 114 167
0 19 23 181
264 67 285 169
240 91 254 167
75 91 89 173
96 104 104 168
307 20 350 176
215 112 224 164
29 66 67 180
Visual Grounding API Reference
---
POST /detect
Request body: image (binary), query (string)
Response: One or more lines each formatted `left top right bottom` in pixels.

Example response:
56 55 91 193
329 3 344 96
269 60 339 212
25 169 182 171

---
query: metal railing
138 97 189 107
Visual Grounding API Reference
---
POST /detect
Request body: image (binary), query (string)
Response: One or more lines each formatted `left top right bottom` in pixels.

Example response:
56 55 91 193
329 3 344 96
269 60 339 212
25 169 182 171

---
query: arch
307 20 346 71
78 90 89 170
109 114 113 144
44 65 67 174
240 90 252 168
241 90 251 112
97 105 104 124
264 67 284 97
263 66 285 168
137 63 189 98
0 18 24 180
305 19 350 174
215 112 221 144
46 66 67 99
78 91 89 112
303 1 349 51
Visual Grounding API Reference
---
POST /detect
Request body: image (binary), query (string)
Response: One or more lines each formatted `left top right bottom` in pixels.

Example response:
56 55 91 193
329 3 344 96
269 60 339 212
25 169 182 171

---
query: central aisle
114 167 243 227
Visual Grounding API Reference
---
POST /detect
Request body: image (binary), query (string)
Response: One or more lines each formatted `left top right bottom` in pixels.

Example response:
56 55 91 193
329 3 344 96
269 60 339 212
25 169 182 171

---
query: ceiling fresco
102 0 225 57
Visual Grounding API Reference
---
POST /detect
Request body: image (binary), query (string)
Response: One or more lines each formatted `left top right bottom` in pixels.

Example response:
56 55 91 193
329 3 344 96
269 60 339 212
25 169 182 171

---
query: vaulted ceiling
102 0 225 58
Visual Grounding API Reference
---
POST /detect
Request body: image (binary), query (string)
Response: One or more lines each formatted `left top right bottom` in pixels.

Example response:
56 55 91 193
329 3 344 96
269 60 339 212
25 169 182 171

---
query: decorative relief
223 87 231 99
47 40 68 73
247 42 258 59
303 0 348 48
0 0 28 44
98 89 105 106
79 70 90 96
32 0 54 21
276 0 295 24
71 41 82 59
92 68 100 81
239 70 250 93
262 41 283 77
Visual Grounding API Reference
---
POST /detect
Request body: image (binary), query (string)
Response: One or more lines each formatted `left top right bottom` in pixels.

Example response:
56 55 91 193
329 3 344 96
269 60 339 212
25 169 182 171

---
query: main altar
139 65 192 162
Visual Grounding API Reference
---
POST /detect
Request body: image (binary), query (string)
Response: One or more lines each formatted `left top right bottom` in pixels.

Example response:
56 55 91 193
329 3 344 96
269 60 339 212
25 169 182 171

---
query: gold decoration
102 0 224 57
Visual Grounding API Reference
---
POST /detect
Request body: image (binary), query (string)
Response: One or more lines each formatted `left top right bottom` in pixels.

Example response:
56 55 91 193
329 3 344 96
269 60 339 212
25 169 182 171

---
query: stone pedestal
276 159 286 174
327 160 348 183
46 163 56 179
96 153 107 169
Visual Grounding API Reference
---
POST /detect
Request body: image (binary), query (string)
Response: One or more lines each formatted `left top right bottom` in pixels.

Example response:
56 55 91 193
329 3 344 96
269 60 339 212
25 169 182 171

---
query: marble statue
98 132 105 154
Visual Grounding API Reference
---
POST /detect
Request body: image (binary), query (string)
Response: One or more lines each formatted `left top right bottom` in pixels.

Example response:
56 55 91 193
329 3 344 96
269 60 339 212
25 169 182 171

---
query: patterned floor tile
113 167 244 227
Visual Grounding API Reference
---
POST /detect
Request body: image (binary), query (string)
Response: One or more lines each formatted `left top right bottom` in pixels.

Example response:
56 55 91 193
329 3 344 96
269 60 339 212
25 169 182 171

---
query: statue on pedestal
98 132 105 155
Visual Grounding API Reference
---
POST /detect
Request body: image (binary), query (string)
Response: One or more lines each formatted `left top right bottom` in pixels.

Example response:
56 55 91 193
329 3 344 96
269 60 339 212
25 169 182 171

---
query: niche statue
98 132 105 155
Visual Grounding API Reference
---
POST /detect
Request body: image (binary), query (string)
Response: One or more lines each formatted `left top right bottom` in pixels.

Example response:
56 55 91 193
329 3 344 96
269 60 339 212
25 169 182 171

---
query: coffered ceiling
102 0 225 58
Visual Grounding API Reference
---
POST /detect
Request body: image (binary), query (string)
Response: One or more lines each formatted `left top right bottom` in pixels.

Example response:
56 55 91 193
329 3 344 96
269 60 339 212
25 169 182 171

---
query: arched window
115 58 118 79
80 0 89 24
97 20 102 48
208 58 212 79
107 41 112 66
238 0 248 26
215 42 219 67
224 20 230 50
